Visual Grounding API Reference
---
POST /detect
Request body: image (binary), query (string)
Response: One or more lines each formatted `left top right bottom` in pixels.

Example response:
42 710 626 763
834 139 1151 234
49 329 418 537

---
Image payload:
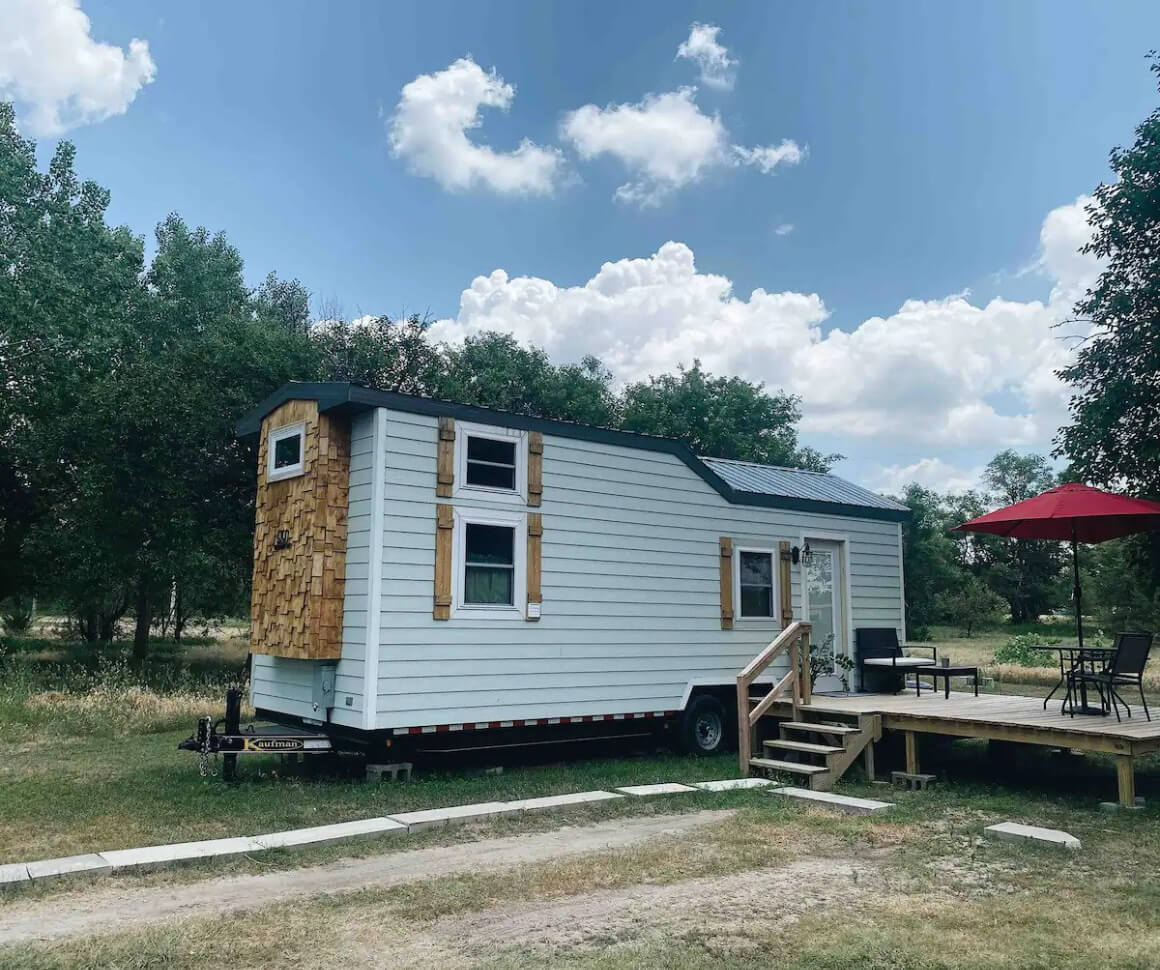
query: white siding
371 409 903 730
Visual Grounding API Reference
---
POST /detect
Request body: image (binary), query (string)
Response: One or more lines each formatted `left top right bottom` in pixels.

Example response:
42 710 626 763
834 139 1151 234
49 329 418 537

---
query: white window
452 507 527 619
267 422 305 482
454 422 527 503
735 546 777 620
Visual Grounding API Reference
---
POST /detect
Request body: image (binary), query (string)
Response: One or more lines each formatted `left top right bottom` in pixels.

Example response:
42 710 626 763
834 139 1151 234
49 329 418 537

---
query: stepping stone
693 778 774 792
769 786 893 815
984 822 1081 850
505 791 624 812
255 817 407 850
100 836 266 870
0 863 30 890
614 783 698 796
26 854 111 881
387 801 518 832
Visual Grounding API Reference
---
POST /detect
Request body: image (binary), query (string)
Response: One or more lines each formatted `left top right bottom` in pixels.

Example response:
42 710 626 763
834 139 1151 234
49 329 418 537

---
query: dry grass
24 685 251 737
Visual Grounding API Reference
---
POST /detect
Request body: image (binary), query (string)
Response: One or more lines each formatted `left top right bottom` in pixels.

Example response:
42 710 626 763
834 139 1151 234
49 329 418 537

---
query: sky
2 0 1158 495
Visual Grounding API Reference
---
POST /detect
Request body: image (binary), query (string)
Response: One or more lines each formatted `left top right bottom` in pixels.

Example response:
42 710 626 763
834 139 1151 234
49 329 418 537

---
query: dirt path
0 810 734 947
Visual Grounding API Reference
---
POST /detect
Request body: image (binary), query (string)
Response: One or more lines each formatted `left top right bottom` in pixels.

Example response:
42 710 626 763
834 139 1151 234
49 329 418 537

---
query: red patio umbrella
952 483 1160 648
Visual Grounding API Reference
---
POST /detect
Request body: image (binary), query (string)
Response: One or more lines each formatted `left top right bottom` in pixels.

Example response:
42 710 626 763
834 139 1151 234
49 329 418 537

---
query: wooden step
748 757 828 776
781 721 860 736
764 739 844 756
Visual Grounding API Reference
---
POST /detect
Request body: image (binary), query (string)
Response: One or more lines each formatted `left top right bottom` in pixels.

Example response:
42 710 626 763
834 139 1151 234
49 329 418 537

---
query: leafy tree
620 361 838 470
439 333 619 427
896 485 962 636
311 315 445 394
935 575 1004 638
1057 56 1160 606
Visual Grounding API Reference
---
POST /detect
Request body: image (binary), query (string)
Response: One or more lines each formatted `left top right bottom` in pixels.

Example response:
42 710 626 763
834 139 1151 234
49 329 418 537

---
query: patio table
1033 643 1116 715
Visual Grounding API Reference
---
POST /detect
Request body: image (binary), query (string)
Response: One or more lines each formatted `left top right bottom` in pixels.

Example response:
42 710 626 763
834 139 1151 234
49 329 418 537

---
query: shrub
994 632 1060 667
935 577 1005 637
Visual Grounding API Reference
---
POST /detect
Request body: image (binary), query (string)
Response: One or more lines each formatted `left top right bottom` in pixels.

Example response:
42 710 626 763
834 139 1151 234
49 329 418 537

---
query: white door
803 539 849 692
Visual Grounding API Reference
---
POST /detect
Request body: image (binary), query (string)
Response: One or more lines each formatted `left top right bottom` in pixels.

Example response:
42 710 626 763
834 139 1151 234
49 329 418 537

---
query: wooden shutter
527 432 544 507
436 417 455 497
433 504 453 620
526 512 543 621
719 537 734 630
778 540 793 627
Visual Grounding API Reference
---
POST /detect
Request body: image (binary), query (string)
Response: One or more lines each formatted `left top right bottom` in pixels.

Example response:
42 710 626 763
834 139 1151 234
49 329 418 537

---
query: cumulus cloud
868 458 984 496
561 88 803 206
675 23 737 90
0 0 156 136
388 57 562 196
774 223 795 236
430 196 1100 456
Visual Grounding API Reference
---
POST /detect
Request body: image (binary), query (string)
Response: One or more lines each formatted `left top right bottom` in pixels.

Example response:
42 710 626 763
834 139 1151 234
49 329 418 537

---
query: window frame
267 422 306 482
454 421 528 504
451 506 527 620
733 545 779 622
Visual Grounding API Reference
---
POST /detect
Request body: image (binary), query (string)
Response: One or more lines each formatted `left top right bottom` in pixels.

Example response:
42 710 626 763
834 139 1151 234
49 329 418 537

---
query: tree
439 333 618 427
1057 56 1160 605
895 485 963 636
936 576 1005 638
620 361 838 470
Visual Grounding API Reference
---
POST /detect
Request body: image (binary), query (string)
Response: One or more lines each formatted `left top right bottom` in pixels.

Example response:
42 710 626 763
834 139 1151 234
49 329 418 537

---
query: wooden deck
768 690 1160 806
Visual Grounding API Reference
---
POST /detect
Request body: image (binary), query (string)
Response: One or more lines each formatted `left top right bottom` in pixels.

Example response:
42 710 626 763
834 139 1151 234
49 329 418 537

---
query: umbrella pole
1072 522 1083 650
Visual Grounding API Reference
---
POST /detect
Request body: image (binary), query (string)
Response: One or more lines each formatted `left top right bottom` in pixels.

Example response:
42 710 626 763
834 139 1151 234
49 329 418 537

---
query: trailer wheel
678 694 727 755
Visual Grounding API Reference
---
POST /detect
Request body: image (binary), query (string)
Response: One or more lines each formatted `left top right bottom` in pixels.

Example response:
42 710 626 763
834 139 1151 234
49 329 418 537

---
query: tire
678 694 728 755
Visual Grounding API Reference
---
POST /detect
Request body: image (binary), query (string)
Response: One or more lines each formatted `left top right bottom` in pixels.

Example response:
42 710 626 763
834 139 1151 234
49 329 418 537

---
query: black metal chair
855 628 937 693
1067 632 1153 722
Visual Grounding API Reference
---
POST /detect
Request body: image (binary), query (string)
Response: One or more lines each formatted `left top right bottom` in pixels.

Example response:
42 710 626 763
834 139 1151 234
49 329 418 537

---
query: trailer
182 382 909 774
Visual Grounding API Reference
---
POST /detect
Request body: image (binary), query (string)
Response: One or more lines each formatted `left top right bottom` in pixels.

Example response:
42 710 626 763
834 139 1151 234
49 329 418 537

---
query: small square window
267 423 305 482
739 550 774 618
464 523 515 605
465 436 517 491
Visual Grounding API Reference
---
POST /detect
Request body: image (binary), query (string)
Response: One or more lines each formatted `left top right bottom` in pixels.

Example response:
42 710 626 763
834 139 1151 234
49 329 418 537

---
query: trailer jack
178 687 334 780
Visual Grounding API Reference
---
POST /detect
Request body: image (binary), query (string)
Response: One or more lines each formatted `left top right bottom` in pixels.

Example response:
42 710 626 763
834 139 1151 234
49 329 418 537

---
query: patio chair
1067 632 1153 722
855 628 937 693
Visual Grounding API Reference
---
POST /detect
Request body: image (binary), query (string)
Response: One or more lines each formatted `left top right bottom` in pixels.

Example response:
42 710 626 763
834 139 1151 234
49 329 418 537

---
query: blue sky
5 0 1159 492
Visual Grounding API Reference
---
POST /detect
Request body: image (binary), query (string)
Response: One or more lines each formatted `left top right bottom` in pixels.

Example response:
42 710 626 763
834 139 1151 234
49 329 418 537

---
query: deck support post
863 739 876 782
904 731 919 775
1116 754 1136 808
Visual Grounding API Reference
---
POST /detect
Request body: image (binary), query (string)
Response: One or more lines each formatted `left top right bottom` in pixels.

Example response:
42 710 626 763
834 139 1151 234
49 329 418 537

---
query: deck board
770 691 1160 754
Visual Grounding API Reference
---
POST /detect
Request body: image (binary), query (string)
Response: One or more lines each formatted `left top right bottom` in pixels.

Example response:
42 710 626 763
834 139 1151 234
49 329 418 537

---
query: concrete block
769 786 893 815
984 822 1081 850
505 791 624 812
366 762 412 783
387 801 518 832
255 817 407 850
693 778 774 792
614 783 698 796
26 854 111 881
0 863 30 890
100 836 265 870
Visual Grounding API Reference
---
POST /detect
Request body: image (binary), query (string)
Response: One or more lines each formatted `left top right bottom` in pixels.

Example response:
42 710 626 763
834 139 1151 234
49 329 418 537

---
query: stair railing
736 620 812 773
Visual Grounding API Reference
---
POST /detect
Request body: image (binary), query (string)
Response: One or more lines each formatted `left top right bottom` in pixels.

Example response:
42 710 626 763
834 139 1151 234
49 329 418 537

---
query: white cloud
774 223 795 236
675 23 737 91
868 458 984 496
0 0 156 136
732 141 805 173
561 88 803 206
389 57 562 196
430 196 1101 457
561 88 729 206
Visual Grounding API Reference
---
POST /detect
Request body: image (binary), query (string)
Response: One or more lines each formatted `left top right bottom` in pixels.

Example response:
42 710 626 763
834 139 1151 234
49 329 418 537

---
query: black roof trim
238 382 910 523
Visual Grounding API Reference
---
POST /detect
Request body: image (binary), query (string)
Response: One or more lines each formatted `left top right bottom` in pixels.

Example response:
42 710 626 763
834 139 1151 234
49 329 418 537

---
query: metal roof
701 457 909 513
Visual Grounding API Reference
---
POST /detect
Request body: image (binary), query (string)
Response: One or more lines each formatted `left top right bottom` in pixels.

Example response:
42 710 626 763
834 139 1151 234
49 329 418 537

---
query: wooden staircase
736 621 880 791
748 704 880 791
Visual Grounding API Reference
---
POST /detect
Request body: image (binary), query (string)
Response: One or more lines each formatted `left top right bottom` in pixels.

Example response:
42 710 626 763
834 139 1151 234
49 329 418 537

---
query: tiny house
237 382 909 757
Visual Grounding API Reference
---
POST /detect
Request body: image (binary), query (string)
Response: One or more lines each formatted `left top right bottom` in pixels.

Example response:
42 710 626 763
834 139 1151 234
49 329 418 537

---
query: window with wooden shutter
526 512 543 620
436 417 455 497
719 536 734 629
528 432 543 507
433 504 453 619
